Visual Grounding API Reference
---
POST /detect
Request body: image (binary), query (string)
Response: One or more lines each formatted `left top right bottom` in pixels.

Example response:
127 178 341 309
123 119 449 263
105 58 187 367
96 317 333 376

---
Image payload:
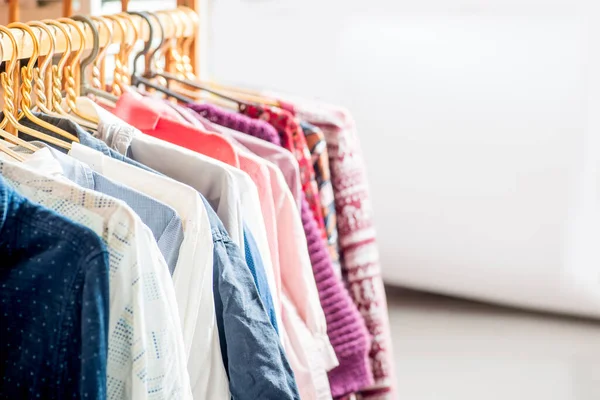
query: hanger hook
115 13 138 50
0 27 19 76
159 10 184 76
116 13 140 85
0 26 19 130
104 15 130 94
164 10 182 40
91 16 113 90
7 23 40 117
176 7 196 79
70 15 100 88
26 21 55 112
57 18 86 101
145 11 166 75
57 18 86 67
41 20 72 113
0 36 4 72
128 11 153 78
42 20 72 73
7 23 38 73
27 21 55 76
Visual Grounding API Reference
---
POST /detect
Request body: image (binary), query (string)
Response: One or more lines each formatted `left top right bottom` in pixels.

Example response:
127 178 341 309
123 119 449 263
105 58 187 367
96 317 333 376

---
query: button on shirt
0 159 192 400
0 175 110 400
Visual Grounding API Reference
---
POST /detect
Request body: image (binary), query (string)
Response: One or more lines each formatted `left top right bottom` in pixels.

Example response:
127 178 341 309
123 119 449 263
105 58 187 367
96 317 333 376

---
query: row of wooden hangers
0 2 283 161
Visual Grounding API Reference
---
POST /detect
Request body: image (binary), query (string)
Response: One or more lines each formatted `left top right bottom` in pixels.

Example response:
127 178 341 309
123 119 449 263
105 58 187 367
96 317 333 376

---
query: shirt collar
20 147 65 178
80 97 139 154
6 141 96 190
112 92 162 131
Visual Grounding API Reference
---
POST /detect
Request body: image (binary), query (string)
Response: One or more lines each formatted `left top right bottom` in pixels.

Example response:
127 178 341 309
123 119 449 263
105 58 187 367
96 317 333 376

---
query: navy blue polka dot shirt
0 176 110 399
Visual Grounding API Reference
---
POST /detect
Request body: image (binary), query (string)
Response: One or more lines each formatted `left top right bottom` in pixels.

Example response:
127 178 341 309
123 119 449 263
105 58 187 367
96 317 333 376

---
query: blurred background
2 0 599 398
205 0 600 320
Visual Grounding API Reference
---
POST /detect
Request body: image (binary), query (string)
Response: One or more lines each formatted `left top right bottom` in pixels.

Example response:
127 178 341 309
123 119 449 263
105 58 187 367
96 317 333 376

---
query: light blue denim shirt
201 196 298 399
17 112 300 400
244 226 279 334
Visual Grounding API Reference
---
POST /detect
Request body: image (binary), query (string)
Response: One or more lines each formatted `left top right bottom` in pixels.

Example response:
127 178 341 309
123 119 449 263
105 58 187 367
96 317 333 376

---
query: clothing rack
1 5 202 137
1 11 193 64
8 0 19 24
3 0 200 75
0 0 396 396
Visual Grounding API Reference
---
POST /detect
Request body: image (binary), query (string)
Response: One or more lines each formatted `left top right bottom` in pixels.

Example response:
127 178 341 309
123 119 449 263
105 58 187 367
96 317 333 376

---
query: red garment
240 104 328 241
110 92 240 168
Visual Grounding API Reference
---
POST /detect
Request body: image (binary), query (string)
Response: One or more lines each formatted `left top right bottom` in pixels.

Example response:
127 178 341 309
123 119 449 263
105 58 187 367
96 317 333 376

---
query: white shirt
0 156 193 400
126 134 281 332
68 143 230 400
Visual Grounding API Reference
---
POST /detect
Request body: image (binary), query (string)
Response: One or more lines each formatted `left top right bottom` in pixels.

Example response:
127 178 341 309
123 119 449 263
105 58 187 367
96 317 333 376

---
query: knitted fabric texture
198 101 375 396
187 103 282 146
300 196 373 397
290 104 395 400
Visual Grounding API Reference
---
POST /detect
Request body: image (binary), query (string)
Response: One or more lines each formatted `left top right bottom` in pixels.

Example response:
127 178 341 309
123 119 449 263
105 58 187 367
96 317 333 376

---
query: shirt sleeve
211 224 299 399
275 184 339 377
79 249 111 400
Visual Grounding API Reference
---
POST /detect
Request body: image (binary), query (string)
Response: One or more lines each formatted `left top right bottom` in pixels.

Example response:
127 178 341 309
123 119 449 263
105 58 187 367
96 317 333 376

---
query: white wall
206 0 600 317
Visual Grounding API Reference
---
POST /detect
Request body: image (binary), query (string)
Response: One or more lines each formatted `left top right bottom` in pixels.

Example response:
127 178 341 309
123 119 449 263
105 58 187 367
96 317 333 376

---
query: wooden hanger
90 16 113 93
41 19 76 121
137 10 240 109
104 15 131 97
169 6 277 108
0 141 26 162
0 26 55 152
73 15 118 104
55 18 98 129
178 7 198 81
124 12 195 103
27 21 56 115
3 23 76 149
0 30 28 162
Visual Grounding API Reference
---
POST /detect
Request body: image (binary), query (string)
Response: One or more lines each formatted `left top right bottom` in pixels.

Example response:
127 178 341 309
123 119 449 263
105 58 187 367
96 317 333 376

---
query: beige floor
386 287 600 400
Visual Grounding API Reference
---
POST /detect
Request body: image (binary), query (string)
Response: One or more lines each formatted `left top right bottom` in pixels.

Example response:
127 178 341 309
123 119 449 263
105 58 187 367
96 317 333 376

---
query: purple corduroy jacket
187 102 374 397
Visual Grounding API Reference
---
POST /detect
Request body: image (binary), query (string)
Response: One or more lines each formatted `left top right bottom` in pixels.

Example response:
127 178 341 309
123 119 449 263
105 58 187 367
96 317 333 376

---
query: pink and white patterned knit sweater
278 97 395 400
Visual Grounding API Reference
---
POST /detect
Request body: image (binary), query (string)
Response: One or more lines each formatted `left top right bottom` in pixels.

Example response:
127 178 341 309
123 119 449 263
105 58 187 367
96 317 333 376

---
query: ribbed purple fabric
187 103 282 146
299 196 373 397
187 102 374 397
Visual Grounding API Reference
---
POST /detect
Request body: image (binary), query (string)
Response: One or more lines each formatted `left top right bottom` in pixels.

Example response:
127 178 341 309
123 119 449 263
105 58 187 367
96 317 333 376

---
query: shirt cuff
314 332 339 372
